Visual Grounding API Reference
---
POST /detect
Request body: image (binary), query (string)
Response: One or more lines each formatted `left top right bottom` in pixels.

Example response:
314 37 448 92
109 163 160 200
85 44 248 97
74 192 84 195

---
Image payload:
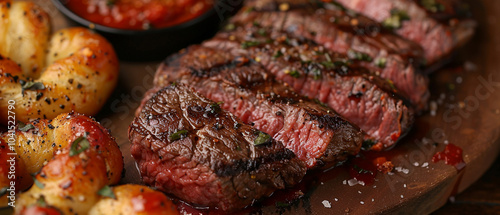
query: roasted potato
15 147 109 215
2 112 124 184
0 0 119 123
89 184 180 215
0 140 32 208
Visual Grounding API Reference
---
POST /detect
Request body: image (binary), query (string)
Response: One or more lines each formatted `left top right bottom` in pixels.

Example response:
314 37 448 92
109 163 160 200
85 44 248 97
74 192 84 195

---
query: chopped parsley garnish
21 81 45 93
257 28 267 36
375 58 387 68
225 23 235 31
209 101 224 114
33 176 45 189
273 50 283 59
18 122 35 132
421 0 445 13
361 139 376 150
311 69 322 80
347 50 373 62
241 41 261 49
97 185 116 199
321 61 335 69
169 130 188 142
37 195 47 206
285 70 301 78
254 132 271 145
69 136 90 157
353 165 373 175
382 9 410 29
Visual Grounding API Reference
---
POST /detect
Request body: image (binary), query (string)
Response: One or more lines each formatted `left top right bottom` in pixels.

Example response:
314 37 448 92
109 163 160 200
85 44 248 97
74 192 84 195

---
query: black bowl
51 0 223 61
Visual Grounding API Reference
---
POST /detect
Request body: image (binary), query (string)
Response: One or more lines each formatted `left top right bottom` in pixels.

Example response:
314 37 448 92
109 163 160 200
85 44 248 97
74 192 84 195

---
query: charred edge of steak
200 31 415 147
206 25 413 106
240 0 425 60
230 3 430 110
156 46 363 167
129 84 307 211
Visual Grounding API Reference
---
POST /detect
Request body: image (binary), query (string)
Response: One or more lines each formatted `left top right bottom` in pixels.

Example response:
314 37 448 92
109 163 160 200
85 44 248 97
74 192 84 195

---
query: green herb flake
0 187 7 196
421 0 445 13
225 23 235 31
169 130 188 142
19 123 35 132
276 201 291 207
361 139 376 150
33 176 45 189
375 58 387 68
241 41 261 49
273 50 283 59
382 9 410 29
210 101 224 114
254 132 271 146
97 185 116 199
320 61 335 69
257 28 267 36
37 195 47 207
69 136 90 157
106 0 116 6
311 69 322 80
347 50 373 62
285 70 301 78
386 79 396 90
353 165 373 175
21 81 45 93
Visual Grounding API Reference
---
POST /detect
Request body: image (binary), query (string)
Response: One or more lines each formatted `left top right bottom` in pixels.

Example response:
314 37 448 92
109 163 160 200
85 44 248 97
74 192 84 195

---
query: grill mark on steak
156 46 363 168
334 0 476 64
199 26 414 149
129 84 306 211
232 1 429 110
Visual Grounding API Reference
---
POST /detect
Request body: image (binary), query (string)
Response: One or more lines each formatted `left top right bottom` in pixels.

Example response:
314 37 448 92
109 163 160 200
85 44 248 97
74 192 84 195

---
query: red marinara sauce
432 143 466 170
66 0 214 30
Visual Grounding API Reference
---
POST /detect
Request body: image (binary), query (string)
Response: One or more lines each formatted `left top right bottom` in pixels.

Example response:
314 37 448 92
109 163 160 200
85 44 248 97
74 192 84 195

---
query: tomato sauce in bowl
66 0 214 30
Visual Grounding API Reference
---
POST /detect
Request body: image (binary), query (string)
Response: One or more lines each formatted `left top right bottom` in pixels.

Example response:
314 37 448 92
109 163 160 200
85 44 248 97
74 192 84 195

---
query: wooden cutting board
17 0 500 214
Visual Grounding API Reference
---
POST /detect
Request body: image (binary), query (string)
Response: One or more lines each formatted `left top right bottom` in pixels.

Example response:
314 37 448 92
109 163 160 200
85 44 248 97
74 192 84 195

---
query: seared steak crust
199 25 414 149
156 46 363 168
232 1 429 110
334 0 476 64
129 85 306 211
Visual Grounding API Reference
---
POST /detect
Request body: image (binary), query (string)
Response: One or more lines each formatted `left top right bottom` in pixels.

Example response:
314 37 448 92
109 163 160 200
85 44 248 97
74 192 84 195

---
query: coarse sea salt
322 200 332 208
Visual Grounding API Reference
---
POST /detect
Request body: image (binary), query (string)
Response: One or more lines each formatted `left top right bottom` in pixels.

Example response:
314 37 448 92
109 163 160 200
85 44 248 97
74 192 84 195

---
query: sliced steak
334 0 476 64
129 84 306 211
155 46 363 168
201 25 414 149
231 1 429 110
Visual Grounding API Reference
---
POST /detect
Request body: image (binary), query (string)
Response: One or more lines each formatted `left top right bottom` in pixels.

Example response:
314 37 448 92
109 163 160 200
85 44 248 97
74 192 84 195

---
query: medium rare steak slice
129 84 306 211
201 26 414 149
155 46 363 168
334 0 476 64
231 1 429 110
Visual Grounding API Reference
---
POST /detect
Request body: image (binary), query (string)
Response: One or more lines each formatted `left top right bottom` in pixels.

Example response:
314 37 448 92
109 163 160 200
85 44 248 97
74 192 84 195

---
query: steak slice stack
201 25 414 149
129 84 307 211
155 46 363 168
334 0 476 64
232 0 430 110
